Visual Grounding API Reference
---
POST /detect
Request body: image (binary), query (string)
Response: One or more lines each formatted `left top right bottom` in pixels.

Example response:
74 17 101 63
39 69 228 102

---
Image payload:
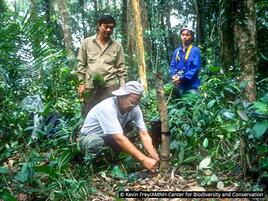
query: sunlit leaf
222 111 235 120
217 181 224 190
207 100 216 108
209 174 218 183
260 92 268 103
203 138 208 148
111 165 125 179
221 123 238 133
253 101 268 114
237 110 249 121
100 171 111 181
199 157 211 170
253 120 268 138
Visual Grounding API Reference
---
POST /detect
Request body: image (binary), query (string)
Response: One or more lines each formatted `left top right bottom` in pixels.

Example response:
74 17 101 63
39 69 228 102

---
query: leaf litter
87 167 251 201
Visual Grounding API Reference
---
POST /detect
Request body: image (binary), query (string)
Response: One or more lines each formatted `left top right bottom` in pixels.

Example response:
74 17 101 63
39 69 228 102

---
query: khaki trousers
81 84 118 118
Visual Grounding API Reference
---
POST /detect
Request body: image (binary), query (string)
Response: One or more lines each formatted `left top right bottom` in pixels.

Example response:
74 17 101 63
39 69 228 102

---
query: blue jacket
169 45 201 91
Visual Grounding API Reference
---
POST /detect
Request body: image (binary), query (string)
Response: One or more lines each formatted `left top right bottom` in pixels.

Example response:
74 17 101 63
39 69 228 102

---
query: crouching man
79 81 159 172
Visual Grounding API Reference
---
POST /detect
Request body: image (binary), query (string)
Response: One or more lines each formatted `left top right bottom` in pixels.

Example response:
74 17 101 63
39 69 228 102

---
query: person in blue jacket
169 27 201 96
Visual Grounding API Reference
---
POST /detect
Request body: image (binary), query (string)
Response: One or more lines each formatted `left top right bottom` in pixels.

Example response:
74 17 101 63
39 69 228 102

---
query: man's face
119 94 141 113
98 23 115 39
181 30 193 45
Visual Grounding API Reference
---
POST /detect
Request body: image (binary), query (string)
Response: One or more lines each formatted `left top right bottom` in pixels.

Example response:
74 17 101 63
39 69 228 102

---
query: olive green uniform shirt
77 35 126 88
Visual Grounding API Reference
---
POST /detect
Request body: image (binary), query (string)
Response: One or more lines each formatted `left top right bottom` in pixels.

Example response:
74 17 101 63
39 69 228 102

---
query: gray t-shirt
80 97 147 136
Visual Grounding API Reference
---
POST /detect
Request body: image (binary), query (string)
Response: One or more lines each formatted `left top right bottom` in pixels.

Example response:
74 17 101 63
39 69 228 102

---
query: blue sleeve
181 47 201 82
169 50 178 77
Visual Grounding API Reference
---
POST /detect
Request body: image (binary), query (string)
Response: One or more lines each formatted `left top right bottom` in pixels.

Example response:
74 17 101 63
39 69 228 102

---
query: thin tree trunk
93 0 99 23
79 0 87 38
155 73 170 172
44 0 57 46
220 0 235 70
44 0 51 27
195 0 205 45
140 0 151 63
165 1 175 56
122 0 128 51
56 0 74 64
0 0 4 13
160 12 170 64
131 0 148 91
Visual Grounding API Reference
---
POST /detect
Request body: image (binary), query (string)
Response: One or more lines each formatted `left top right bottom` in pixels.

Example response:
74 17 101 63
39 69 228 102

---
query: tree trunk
79 0 87 38
56 0 74 64
44 0 57 46
126 0 136 80
131 0 148 91
140 0 152 64
155 73 170 172
234 0 257 102
234 0 257 179
0 0 4 13
160 1 172 64
195 0 205 45
220 0 235 70
164 1 175 56
93 0 99 23
121 0 128 51
44 0 51 27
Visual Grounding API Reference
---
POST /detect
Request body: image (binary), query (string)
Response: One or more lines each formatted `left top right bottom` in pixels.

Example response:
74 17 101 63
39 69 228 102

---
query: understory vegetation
1 59 268 200
1 0 268 200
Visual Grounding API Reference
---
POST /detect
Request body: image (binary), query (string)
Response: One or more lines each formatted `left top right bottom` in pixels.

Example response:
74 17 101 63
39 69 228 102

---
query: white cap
180 27 194 34
112 81 144 96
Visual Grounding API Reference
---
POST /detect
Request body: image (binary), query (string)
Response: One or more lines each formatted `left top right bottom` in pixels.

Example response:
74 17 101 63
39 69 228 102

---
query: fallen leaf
217 181 224 190
187 186 206 191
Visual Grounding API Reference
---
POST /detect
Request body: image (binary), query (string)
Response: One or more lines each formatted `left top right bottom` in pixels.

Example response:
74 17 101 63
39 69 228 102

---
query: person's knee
79 134 105 155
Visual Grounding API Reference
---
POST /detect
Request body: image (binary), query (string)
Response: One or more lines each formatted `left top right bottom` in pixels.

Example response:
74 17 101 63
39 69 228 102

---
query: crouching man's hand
112 134 160 172
140 156 159 173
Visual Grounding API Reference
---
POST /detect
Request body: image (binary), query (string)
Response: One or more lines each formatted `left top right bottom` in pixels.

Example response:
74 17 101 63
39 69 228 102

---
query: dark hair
97 15 116 26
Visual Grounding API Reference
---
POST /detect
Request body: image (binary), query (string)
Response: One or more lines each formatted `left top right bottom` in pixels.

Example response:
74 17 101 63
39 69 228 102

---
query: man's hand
112 133 159 173
78 84 86 98
172 75 180 85
141 156 159 173
150 149 160 161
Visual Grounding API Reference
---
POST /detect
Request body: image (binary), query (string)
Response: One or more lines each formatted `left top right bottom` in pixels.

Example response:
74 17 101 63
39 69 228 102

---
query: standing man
77 15 126 117
79 81 160 173
169 27 201 96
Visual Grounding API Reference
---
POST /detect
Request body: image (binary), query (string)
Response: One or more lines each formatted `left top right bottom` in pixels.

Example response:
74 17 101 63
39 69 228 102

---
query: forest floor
87 167 253 201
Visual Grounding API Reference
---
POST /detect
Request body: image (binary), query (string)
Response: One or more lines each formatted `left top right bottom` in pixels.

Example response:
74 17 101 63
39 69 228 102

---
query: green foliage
92 74 106 88
167 73 268 189
0 4 86 200
1 0 268 199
